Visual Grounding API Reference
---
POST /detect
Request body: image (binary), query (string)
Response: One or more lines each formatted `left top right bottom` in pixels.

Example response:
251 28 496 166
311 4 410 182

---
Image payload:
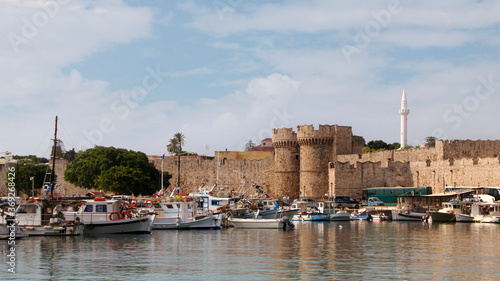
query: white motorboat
151 198 221 230
471 202 500 223
317 201 351 221
291 201 328 221
61 197 155 234
12 199 83 236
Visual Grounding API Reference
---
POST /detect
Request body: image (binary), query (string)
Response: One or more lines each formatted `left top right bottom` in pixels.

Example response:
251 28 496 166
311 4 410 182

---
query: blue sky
2 0 500 158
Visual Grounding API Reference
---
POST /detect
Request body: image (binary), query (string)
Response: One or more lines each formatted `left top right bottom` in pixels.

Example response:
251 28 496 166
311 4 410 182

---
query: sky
1 0 500 158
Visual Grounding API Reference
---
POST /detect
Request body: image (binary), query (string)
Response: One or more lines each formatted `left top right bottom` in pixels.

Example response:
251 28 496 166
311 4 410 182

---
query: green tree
12 155 48 163
7 161 50 196
63 148 77 162
245 139 256 151
64 146 160 195
425 136 436 147
363 140 401 153
167 132 185 155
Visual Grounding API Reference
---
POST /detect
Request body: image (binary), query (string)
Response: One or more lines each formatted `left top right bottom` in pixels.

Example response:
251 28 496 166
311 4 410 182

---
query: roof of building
249 145 275 152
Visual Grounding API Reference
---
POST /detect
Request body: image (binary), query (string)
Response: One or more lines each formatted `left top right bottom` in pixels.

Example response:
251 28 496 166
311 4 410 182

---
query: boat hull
84 216 153 235
455 213 474 222
292 213 328 221
153 216 221 230
20 224 83 236
391 210 427 221
429 211 456 222
229 218 284 229
329 213 351 221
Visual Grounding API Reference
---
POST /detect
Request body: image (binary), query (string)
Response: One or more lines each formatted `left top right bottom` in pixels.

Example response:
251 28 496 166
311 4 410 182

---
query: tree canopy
245 139 256 151
64 146 160 195
425 136 437 147
363 140 401 153
167 132 185 155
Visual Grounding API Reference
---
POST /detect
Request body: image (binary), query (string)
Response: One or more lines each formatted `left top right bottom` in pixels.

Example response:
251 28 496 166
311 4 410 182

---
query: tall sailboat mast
50 116 58 198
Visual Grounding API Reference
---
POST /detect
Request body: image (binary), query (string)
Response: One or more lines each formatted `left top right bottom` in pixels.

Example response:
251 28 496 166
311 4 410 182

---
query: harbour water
2 221 500 280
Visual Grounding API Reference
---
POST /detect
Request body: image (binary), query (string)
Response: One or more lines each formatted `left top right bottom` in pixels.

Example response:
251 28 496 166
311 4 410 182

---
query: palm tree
167 133 185 155
167 132 186 191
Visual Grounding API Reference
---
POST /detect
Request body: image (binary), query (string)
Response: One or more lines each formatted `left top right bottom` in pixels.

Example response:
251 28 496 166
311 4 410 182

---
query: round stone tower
272 128 300 200
297 125 335 200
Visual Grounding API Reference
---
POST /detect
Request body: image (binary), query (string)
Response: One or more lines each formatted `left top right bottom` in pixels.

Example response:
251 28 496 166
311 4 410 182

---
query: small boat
471 202 500 223
291 201 328 221
151 198 221 230
429 201 474 223
317 201 351 221
350 213 373 221
13 199 84 236
391 209 427 221
61 197 155 234
429 211 456 223
229 216 294 229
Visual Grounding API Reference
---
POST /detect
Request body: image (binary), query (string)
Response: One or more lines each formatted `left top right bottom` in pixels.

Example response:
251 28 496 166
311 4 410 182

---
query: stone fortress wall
272 124 364 200
4 129 500 200
332 139 500 199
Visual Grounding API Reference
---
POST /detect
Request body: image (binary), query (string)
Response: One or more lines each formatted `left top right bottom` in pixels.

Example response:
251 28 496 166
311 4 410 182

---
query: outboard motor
281 216 295 230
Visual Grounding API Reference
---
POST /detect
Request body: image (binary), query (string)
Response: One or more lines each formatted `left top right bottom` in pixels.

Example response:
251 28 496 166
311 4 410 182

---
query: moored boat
13 198 84 236
391 209 427 221
229 216 294 229
429 201 473 223
151 198 221 230
317 201 351 221
291 201 328 221
471 202 500 223
61 197 155 234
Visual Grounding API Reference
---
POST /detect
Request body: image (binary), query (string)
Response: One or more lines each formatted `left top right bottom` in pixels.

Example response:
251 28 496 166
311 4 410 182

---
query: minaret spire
399 89 410 149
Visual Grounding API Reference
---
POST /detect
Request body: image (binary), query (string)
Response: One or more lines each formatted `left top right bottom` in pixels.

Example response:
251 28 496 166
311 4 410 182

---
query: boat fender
109 212 121 221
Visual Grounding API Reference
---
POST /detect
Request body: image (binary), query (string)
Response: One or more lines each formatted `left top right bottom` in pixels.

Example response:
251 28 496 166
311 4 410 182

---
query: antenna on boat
50 116 58 198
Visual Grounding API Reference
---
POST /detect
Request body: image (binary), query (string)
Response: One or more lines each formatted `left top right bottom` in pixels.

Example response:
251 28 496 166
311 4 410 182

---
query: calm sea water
2 221 500 280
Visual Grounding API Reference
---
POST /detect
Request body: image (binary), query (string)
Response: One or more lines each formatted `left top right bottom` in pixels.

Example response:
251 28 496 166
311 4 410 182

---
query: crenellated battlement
297 124 335 143
440 139 500 159
272 128 298 148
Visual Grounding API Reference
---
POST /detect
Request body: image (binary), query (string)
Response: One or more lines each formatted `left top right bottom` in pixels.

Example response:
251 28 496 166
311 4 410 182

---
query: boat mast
50 115 58 198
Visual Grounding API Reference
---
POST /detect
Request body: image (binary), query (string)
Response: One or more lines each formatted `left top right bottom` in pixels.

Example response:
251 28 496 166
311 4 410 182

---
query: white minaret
399 89 410 149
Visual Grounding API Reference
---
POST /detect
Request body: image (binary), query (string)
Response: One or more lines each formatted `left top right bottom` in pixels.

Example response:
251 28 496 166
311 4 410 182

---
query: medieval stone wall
330 161 411 198
332 139 500 197
152 155 275 195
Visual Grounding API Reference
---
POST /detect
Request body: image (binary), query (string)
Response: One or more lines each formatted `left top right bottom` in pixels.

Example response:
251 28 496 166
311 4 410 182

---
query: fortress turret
297 125 335 199
272 128 300 199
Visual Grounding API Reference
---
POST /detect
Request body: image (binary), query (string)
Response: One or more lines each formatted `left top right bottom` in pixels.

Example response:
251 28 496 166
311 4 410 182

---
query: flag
161 154 165 160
